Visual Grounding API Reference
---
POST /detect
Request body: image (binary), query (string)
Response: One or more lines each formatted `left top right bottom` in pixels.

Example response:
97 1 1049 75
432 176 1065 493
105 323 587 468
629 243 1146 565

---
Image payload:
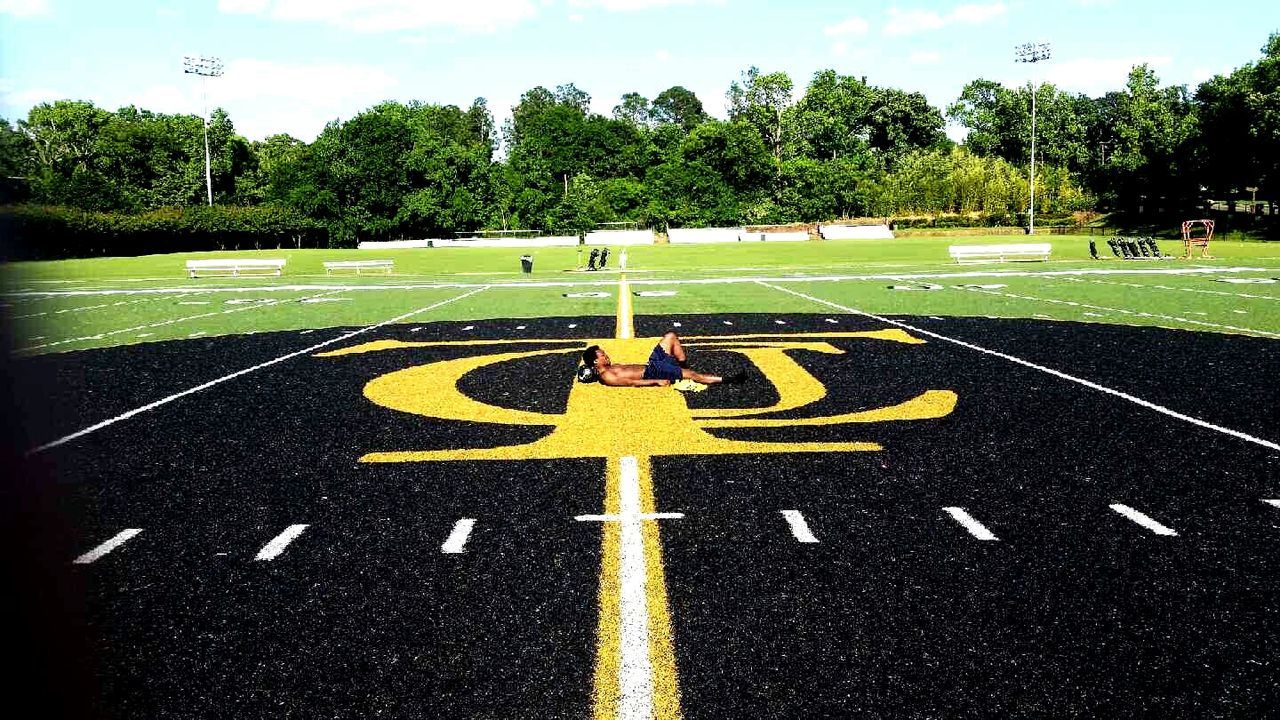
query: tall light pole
183 55 224 207
1016 42 1051 234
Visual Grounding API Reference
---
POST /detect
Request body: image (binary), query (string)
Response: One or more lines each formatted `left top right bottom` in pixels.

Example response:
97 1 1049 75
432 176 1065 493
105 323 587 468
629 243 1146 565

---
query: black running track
4 315 1279 718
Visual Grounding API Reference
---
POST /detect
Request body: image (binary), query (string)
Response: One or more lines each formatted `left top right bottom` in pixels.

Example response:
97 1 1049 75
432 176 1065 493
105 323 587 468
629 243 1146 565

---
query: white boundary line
14 289 348 354
957 286 1280 338
11 291 209 320
26 286 489 455
1109 504 1178 536
73 528 143 564
757 281 1280 453
5 266 1269 298
1060 276 1280 302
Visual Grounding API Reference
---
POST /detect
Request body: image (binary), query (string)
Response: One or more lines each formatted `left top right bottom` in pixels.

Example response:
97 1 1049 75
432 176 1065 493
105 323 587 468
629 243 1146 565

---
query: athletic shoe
673 379 707 393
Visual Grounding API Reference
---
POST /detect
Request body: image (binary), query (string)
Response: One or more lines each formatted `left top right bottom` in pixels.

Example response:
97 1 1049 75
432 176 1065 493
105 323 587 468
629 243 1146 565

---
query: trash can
520 255 533 274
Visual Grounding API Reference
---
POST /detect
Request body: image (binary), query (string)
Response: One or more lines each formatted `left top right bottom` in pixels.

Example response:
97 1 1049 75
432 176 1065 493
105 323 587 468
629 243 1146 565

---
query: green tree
21 100 116 209
651 86 708 132
1104 64 1197 214
727 66 794 171
787 70 876 162
0 117 30 177
613 92 653 128
865 88 946 164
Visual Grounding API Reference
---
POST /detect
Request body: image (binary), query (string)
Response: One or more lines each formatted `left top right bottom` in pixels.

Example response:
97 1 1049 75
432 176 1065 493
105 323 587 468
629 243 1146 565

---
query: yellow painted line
616 275 635 340
636 456 682 720
589 456 683 720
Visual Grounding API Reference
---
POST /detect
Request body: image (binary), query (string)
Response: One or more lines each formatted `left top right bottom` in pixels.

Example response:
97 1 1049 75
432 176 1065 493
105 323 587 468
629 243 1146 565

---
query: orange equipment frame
1181 219 1214 258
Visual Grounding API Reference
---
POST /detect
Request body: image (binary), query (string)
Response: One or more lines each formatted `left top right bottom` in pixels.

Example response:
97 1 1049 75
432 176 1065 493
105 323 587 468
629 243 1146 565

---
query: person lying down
576 330 745 390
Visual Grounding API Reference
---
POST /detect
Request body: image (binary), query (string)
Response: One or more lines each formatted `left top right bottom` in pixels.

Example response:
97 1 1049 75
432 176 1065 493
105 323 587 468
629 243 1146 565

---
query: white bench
186 258 286 278
948 243 1051 264
324 259 394 275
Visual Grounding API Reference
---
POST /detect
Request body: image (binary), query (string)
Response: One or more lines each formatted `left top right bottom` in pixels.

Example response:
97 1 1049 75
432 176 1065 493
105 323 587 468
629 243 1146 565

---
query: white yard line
957 286 1280 339
11 292 208 320
574 456 684 719
14 289 347 354
1109 504 1178 536
758 281 1280 453
1060 276 1280 302
7 266 1269 299
73 529 143 564
616 456 655 720
254 524 310 560
27 287 488 455
942 507 999 541
441 519 476 554
780 510 820 543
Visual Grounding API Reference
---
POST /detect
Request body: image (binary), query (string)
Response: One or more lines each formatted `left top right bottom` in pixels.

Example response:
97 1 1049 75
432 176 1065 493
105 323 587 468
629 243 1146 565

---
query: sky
1 0 1276 144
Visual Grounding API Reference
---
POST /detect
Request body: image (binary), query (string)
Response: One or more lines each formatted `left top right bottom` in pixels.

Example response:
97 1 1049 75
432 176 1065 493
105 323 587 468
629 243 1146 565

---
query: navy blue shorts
643 344 684 382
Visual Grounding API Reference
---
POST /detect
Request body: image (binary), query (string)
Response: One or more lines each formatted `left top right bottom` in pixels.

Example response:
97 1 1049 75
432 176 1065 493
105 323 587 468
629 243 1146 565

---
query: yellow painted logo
320 327 958 719
317 330 957 463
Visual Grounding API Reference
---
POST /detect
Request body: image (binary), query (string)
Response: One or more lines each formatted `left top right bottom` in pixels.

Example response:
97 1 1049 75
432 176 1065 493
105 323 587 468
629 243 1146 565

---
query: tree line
1 32 1276 256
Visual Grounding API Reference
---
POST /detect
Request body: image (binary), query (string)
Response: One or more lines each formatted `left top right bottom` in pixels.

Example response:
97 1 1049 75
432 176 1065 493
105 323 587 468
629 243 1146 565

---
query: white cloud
218 0 270 12
824 16 869 37
1035 55 1173 95
883 2 1006 37
884 9 944 36
831 41 849 57
219 59 399 138
909 50 941 65
950 2 1005 24
655 49 671 62
221 0 539 32
569 12 585 21
1 84 64 111
1189 67 1225 85
100 59 400 141
568 0 720 10
0 0 51 18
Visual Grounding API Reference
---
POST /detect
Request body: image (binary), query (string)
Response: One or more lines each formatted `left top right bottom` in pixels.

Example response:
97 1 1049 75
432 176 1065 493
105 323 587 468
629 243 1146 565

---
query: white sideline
958 285 1280 339
1063 276 1280 302
6 266 1271 298
757 281 1280 453
26 286 489 455
15 289 347 354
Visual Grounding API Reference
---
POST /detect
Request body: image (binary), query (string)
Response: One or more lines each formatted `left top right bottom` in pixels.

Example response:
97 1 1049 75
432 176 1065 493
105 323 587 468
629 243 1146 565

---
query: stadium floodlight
1015 42 1052 235
183 55 225 207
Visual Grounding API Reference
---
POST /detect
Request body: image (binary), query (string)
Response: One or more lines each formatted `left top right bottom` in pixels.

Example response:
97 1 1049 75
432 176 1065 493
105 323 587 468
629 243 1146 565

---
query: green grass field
5 235 1280 355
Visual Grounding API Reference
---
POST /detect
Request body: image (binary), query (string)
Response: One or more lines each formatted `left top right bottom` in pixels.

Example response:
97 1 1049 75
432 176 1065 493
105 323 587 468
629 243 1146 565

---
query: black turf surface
8 314 1280 717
